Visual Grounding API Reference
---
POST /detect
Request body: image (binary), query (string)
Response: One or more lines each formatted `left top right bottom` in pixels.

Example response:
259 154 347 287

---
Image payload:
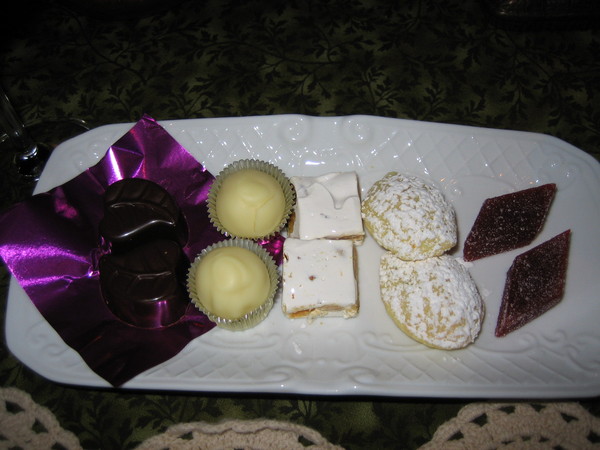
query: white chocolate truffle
380 253 484 349
215 169 286 238
289 172 364 243
361 172 456 260
282 238 358 319
194 246 270 320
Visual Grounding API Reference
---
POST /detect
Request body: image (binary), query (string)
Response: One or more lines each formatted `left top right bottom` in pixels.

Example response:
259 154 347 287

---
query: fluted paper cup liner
207 159 295 240
187 239 279 331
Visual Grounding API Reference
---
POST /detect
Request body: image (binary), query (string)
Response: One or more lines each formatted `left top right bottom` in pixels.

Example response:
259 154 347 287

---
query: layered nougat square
288 172 364 243
282 238 358 319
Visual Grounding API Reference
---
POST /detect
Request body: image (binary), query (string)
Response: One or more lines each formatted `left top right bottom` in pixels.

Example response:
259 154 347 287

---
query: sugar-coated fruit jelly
463 183 556 261
495 230 571 337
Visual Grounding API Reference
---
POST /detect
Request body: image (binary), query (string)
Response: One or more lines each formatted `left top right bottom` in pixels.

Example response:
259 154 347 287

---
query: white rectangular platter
6 115 600 398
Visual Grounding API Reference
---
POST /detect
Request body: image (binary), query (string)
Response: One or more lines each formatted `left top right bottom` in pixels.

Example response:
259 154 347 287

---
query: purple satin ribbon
0 115 283 387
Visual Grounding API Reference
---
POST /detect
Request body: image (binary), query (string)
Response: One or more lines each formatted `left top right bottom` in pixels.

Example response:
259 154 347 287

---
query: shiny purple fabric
0 115 283 387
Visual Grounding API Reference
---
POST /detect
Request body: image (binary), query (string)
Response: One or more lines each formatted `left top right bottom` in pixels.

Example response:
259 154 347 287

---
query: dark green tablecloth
1 0 599 448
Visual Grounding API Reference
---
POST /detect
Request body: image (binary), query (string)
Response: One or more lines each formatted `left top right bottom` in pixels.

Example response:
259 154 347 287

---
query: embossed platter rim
5 115 600 398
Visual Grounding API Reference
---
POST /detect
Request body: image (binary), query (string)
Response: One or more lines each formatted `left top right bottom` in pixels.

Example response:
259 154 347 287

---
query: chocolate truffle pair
98 178 188 328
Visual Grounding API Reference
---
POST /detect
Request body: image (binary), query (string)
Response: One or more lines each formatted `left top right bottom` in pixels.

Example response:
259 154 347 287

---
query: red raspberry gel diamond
495 230 570 337
463 184 556 262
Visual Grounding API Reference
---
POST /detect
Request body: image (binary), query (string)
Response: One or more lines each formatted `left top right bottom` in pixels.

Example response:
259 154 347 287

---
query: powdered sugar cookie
380 253 484 349
361 172 456 260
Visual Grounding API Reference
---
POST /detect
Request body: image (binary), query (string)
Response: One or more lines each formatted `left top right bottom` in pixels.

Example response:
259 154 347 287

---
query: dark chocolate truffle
99 240 188 328
99 178 185 250
98 178 190 328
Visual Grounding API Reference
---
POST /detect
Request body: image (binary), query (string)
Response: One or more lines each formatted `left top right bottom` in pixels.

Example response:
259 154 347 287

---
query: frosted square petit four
282 238 359 319
288 172 365 243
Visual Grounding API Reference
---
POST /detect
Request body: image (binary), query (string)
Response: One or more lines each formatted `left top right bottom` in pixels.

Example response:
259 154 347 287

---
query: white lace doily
135 419 343 449
3 387 600 449
419 402 600 449
0 387 82 449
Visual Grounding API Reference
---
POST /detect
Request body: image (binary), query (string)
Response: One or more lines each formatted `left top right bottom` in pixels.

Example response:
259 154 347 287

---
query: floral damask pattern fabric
1 0 599 448
2 0 600 160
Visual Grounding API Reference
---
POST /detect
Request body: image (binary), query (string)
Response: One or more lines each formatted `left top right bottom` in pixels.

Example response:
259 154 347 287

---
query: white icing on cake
361 172 456 260
282 238 358 319
289 172 364 243
380 253 484 349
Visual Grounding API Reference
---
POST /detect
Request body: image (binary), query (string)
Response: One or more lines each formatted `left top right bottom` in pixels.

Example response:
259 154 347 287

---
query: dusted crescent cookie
361 172 456 260
380 253 484 349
